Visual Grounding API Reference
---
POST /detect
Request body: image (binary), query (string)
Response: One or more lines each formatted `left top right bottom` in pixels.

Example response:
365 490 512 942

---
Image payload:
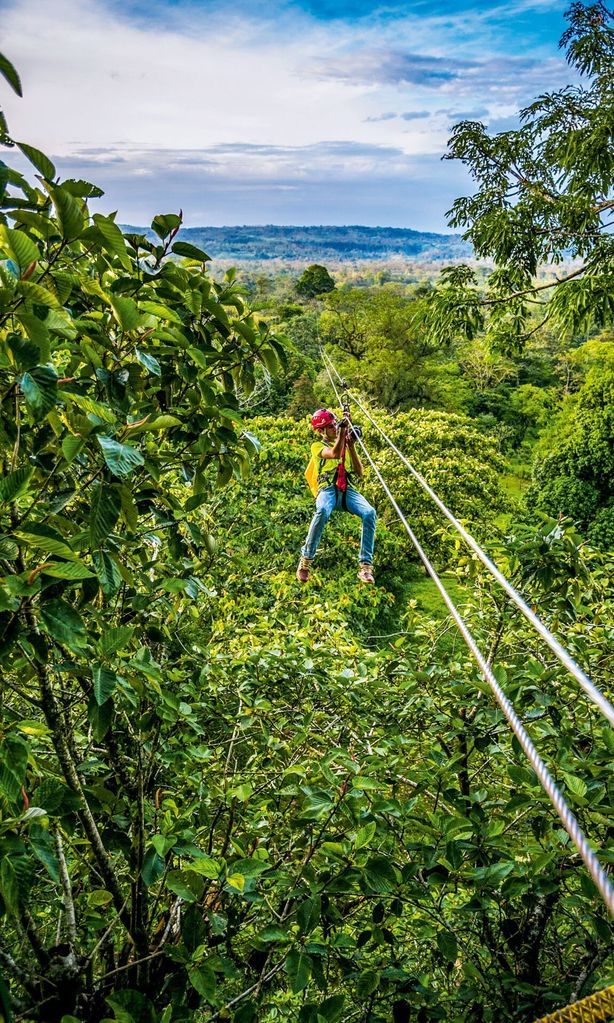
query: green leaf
88 696 113 741
563 772 588 798
16 142 55 179
18 312 50 349
29 827 60 882
100 626 134 657
17 280 61 308
141 847 165 887
297 895 321 935
62 435 85 464
166 869 204 903
437 930 458 962
41 561 95 580
171 241 211 261
0 225 39 271
92 214 130 267
317 995 345 1022
40 597 87 647
0 858 19 915
90 484 122 546
15 525 76 560
285 949 312 994
110 295 141 332
0 467 32 502
257 925 290 943
354 822 377 849
48 184 84 240
92 664 120 705
106 990 156 1023
135 349 161 376
362 856 398 895
0 53 23 96
188 962 216 1000
21 365 58 420
356 969 380 998
93 550 122 597
97 436 145 477
151 213 181 239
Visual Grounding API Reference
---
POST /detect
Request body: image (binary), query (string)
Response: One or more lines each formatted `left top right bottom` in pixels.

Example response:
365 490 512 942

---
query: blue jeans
301 486 376 564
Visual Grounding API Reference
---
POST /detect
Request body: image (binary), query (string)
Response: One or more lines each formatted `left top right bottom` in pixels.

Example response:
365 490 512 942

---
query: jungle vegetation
0 4 612 1023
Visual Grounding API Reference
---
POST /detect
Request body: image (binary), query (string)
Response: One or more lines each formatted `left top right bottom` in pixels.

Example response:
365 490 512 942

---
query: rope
532 985 614 1023
320 349 614 729
321 358 614 919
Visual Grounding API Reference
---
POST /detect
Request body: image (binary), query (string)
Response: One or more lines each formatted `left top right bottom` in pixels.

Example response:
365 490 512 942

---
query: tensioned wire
321 348 614 730
321 356 614 918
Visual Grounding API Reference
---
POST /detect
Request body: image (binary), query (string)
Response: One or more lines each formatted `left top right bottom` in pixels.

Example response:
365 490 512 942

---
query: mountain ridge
122 223 472 261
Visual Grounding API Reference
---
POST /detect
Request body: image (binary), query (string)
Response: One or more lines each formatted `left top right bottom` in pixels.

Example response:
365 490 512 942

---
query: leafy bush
588 502 614 551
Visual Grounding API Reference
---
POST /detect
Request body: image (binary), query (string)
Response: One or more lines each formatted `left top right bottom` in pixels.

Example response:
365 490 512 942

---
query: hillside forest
0 4 612 1023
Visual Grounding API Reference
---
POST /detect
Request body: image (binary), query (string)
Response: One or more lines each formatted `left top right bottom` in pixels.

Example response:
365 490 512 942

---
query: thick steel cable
321 348 614 729
322 359 614 917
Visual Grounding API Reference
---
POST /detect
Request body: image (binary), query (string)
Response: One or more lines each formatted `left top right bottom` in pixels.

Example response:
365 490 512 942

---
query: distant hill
122 224 472 261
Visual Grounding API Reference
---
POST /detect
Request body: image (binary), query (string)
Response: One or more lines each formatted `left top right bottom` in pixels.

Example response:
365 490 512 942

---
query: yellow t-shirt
305 441 354 496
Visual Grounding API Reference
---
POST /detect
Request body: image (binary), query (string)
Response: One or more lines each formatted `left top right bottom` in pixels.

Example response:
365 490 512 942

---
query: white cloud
0 0 572 227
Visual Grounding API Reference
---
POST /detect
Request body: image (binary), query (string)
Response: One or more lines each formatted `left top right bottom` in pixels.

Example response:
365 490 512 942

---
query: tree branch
54 827 77 945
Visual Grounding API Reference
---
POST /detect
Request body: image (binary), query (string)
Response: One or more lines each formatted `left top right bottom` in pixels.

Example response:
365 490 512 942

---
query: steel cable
321 348 614 729
321 357 614 917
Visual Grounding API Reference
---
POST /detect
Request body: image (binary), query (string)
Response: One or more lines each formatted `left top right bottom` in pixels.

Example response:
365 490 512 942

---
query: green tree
296 264 336 299
320 288 463 410
529 369 614 532
425 2 614 353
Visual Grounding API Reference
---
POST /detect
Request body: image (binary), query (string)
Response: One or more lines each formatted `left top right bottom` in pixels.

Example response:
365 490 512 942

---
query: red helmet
311 408 336 430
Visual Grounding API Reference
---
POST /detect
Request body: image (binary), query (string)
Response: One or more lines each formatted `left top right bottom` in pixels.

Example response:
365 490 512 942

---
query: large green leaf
20 365 58 420
110 295 141 332
40 597 87 648
106 990 157 1023
90 483 122 546
92 214 130 267
17 281 60 308
0 225 39 272
171 241 211 261
41 561 95 580
285 948 312 994
93 550 122 597
15 525 76 560
437 930 458 963
16 142 54 179
141 847 165 887
48 183 84 239
92 664 120 705
0 53 22 96
97 436 145 477
0 467 32 503
87 696 113 741
100 625 134 657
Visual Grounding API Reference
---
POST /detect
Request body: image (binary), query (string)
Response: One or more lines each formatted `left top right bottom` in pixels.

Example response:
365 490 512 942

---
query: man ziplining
296 408 376 584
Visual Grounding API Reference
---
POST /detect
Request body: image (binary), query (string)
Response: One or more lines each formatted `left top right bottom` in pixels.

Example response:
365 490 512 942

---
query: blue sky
1 0 572 230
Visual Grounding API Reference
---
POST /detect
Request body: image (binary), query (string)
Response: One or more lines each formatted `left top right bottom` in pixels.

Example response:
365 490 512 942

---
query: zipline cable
321 348 614 730
322 358 614 918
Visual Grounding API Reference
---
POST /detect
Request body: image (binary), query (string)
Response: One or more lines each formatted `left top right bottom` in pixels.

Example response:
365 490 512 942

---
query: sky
1 0 573 230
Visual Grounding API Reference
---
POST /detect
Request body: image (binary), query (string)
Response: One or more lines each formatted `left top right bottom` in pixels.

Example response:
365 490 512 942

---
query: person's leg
344 488 377 564
301 487 337 560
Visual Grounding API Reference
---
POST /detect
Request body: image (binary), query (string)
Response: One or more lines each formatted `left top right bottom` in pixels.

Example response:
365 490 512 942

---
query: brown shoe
358 562 374 584
296 556 313 583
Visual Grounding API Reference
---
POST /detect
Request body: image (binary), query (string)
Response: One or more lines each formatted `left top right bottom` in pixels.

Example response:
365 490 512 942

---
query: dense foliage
295 266 336 301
